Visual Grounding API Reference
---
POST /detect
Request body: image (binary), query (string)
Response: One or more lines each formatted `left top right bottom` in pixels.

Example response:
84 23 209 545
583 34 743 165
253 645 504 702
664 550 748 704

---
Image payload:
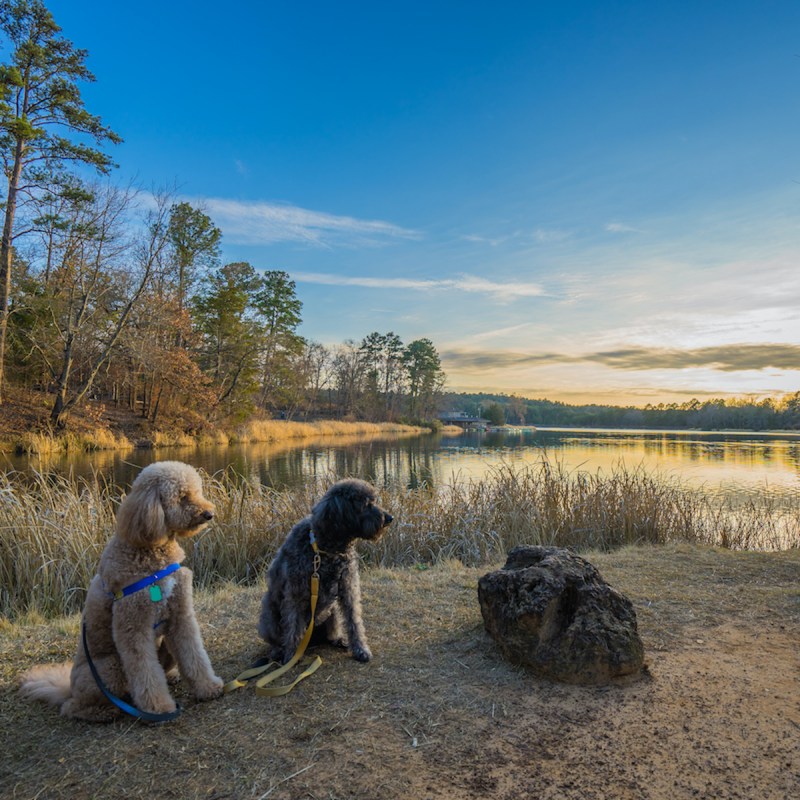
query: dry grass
8 419 425 455
197 429 234 446
234 419 426 443
1 461 798 620
367 461 800 567
14 429 133 455
1 545 798 799
0 471 115 618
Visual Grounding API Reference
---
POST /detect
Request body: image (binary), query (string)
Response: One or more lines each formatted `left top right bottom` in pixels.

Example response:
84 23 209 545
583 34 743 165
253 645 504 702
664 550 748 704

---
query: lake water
4 427 800 511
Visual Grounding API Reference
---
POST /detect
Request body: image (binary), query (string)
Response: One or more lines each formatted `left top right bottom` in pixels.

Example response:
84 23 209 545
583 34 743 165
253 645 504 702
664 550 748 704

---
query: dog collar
110 562 181 602
309 530 348 558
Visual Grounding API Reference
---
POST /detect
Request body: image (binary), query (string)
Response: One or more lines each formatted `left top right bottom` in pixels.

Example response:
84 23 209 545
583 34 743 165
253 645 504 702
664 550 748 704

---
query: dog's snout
201 509 214 521
384 513 393 525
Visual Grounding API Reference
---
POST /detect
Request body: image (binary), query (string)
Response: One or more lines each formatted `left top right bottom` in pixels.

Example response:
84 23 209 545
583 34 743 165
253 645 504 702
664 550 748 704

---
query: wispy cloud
441 349 556 369
462 227 570 246
470 323 535 342
462 233 506 246
591 344 800 372
441 343 800 372
200 198 420 247
605 222 639 233
292 272 547 301
532 227 570 243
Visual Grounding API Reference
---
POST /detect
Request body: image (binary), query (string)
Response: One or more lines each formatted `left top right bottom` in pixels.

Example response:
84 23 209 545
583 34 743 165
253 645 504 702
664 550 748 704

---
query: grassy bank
14 429 134 454
10 418 427 454
1 461 797 620
0 387 431 454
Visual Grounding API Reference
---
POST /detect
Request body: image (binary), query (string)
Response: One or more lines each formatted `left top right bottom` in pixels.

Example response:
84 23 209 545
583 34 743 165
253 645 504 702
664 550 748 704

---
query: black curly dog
257 479 393 664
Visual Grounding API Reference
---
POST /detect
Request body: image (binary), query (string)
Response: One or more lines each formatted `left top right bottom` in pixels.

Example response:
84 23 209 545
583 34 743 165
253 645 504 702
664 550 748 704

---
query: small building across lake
438 412 489 430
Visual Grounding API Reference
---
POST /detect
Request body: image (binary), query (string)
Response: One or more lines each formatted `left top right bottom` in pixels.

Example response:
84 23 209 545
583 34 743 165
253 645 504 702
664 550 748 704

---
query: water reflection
2 427 799 509
0 433 444 494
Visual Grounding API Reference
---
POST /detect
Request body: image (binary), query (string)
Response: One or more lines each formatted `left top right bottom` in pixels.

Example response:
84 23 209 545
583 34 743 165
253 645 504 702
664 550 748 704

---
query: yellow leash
224 536 322 696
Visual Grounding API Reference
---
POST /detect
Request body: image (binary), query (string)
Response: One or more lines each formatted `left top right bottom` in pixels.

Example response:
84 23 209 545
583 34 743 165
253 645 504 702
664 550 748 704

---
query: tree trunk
49 334 75 429
0 138 25 404
141 376 147 416
150 383 164 424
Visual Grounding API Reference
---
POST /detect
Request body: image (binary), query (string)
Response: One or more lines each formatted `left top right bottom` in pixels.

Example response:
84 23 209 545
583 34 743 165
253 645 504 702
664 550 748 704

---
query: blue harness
85 563 184 723
110 562 182 603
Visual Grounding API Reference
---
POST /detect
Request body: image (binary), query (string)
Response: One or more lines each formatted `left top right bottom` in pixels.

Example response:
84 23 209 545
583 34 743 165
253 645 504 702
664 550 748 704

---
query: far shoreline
530 425 800 436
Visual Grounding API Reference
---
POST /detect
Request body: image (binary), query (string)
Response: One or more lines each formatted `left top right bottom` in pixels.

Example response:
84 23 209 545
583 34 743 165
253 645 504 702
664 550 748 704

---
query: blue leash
81 623 181 722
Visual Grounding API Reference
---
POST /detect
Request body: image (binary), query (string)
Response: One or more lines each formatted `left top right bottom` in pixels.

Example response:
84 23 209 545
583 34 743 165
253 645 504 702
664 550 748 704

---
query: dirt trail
418 623 798 800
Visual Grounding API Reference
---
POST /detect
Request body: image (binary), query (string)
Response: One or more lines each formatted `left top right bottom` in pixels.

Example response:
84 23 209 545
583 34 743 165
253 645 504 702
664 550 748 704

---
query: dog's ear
313 489 355 532
115 478 169 548
312 494 337 529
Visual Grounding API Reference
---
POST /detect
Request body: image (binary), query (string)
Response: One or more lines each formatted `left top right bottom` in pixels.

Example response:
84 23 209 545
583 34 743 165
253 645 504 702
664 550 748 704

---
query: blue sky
41 0 800 405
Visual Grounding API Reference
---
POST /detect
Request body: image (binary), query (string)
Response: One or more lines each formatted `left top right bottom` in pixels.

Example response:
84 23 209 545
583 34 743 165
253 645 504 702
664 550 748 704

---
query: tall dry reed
1 460 797 619
365 461 800 567
0 471 115 618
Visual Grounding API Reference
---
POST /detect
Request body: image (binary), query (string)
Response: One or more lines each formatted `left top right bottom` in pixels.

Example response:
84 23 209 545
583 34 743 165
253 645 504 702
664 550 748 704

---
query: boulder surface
478 545 645 684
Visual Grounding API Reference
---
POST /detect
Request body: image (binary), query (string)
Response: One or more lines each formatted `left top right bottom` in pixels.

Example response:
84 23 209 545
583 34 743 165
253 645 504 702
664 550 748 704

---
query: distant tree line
6 187 446 429
0 1 446 431
444 393 800 431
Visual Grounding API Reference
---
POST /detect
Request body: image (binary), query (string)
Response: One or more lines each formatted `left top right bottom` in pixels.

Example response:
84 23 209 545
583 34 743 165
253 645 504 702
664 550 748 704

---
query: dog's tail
19 662 73 707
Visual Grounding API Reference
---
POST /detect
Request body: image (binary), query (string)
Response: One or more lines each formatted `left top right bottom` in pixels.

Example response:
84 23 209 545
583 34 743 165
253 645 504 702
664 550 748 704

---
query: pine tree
166 201 221 313
0 0 121 402
403 338 445 420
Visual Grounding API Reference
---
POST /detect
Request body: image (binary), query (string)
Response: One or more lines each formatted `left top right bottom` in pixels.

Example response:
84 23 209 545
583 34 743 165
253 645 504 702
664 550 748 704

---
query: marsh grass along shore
10 418 428 455
1 460 797 620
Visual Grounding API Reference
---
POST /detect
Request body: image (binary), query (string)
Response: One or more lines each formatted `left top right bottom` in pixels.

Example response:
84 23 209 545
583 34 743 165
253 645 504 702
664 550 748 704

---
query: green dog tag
149 585 162 602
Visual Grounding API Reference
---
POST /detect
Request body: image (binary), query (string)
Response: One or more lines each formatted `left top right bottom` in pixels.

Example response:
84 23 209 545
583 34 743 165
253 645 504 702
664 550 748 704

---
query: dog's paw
141 693 178 715
193 675 224 702
328 637 348 650
351 645 372 663
165 668 181 685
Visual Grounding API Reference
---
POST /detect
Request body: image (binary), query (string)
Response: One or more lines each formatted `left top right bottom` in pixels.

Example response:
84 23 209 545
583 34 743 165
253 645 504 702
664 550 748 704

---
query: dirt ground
1 544 798 800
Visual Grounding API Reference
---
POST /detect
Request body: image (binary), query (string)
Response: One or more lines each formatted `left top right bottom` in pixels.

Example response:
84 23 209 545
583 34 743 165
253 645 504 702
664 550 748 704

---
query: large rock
477 546 645 684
